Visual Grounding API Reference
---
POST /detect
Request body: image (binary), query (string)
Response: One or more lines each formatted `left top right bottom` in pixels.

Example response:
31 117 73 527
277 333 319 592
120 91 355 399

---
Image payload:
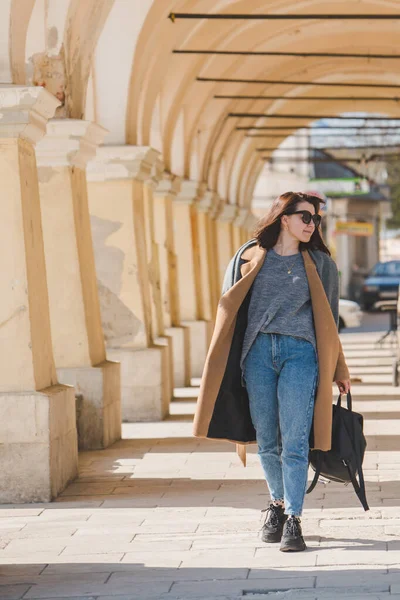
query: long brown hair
254 191 331 255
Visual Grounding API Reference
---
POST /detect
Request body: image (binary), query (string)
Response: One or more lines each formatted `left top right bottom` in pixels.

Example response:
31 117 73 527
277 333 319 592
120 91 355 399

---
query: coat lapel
236 249 340 463
194 243 345 465
193 245 266 441
222 244 266 303
302 250 338 339
302 249 341 450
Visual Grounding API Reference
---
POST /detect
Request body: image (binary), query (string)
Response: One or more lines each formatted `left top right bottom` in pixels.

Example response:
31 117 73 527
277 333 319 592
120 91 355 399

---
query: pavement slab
2 328 400 599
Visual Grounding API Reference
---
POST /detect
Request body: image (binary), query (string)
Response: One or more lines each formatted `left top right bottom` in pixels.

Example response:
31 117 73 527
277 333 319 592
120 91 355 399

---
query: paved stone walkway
2 332 400 599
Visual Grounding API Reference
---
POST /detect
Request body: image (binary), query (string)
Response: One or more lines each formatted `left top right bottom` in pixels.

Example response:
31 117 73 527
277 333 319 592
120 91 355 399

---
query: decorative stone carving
31 50 67 118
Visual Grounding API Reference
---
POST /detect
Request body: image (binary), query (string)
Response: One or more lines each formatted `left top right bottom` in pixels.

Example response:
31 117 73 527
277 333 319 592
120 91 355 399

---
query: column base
57 360 121 451
0 385 78 503
165 326 191 387
154 336 173 403
107 346 170 422
182 320 210 379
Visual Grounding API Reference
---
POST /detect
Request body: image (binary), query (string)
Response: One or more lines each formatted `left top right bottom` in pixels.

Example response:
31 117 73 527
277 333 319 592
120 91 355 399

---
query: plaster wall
172 201 198 321
38 165 92 367
0 0 12 82
195 210 213 322
88 178 149 349
88 176 171 419
143 183 165 338
0 138 57 392
91 0 153 144
153 192 173 329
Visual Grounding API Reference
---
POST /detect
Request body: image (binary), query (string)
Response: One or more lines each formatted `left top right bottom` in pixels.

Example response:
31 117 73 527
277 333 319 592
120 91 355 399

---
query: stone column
330 198 350 297
173 181 210 378
86 146 170 421
195 190 220 322
0 87 78 503
215 203 237 291
35 119 121 451
142 161 174 399
244 212 258 242
153 174 191 387
194 190 215 322
233 208 251 249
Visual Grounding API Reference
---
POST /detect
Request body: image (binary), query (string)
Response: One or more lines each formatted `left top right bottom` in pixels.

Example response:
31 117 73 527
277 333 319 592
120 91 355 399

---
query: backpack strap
343 391 369 511
306 450 322 494
351 424 369 511
345 459 369 511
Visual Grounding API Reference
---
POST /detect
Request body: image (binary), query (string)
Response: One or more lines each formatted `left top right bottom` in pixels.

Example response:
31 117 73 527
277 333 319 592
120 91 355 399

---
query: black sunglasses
286 210 322 227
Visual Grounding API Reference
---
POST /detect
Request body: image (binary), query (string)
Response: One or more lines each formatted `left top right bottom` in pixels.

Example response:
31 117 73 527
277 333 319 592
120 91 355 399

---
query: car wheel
338 316 345 332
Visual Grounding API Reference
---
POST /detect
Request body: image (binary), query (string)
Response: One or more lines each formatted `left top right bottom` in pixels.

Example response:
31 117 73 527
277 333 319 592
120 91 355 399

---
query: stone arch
63 0 114 118
124 0 400 205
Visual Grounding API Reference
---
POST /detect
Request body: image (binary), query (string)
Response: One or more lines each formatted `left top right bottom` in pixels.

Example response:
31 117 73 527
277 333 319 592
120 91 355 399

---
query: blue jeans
243 333 318 516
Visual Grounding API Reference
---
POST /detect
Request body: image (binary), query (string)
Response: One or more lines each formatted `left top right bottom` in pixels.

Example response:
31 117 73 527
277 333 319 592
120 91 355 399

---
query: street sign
336 221 374 236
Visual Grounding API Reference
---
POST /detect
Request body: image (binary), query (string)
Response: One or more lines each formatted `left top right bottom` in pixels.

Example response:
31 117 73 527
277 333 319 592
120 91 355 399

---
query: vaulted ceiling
2 0 400 207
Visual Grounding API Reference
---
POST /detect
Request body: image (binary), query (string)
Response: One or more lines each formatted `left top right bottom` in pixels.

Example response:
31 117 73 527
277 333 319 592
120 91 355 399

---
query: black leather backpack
307 391 369 511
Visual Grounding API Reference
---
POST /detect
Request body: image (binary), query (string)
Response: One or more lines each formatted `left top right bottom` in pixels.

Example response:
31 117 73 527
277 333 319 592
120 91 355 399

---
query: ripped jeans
243 332 318 516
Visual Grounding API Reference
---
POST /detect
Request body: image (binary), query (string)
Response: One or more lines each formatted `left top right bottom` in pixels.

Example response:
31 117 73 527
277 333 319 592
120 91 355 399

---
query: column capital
234 208 252 228
154 173 182 198
0 85 60 144
147 155 165 190
196 190 217 214
244 212 258 232
217 202 238 223
175 179 205 204
209 193 225 219
35 119 108 168
86 145 161 182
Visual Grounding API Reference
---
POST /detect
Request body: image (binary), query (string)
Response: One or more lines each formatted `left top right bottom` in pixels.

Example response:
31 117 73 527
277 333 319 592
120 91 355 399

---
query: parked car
360 260 400 311
339 299 363 331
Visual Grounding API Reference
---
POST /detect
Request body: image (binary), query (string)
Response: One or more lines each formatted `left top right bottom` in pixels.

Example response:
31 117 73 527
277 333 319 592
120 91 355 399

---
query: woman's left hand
335 379 351 395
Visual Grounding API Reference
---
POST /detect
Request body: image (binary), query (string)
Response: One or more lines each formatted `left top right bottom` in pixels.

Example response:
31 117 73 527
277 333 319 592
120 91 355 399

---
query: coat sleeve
323 257 350 382
334 341 350 382
322 257 340 328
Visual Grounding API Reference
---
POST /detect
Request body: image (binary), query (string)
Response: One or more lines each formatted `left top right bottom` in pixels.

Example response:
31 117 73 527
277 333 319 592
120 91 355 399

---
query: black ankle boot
261 503 287 543
280 516 306 552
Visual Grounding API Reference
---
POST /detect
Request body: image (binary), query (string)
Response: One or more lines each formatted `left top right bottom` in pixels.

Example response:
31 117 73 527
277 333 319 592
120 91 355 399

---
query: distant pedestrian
194 191 351 552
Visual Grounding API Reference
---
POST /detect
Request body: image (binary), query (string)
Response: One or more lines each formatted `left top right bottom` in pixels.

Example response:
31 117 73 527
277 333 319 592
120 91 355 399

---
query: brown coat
193 244 350 464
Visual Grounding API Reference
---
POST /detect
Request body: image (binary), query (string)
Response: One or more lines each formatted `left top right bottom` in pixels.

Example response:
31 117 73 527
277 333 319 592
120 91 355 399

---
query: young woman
193 191 351 553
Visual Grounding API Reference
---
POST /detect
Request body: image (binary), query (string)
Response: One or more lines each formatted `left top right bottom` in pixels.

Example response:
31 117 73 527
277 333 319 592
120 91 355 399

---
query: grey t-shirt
241 247 316 367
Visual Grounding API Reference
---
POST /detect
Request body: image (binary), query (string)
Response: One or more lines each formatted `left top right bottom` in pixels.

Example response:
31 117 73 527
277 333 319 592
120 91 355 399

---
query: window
371 261 400 276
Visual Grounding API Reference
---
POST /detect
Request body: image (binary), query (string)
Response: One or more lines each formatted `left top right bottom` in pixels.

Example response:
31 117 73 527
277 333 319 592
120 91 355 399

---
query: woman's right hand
335 378 351 395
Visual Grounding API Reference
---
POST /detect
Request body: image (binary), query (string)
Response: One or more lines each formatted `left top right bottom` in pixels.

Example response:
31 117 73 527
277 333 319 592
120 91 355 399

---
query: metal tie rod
197 77 400 89
261 154 396 161
255 144 400 151
237 125 400 130
215 95 400 101
245 132 400 137
261 157 364 162
174 49 400 59
169 13 400 21
229 113 400 120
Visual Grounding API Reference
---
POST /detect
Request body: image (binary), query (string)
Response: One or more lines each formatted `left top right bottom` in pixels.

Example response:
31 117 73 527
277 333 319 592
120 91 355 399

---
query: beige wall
143 183 165 338
88 178 151 349
1 138 57 392
39 165 93 367
172 201 198 322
